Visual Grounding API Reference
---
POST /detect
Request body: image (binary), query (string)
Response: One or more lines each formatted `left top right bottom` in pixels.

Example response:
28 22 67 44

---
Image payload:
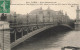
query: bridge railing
9 22 54 28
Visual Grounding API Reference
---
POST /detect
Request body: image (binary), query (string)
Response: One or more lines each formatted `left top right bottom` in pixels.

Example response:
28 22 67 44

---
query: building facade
29 7 70 24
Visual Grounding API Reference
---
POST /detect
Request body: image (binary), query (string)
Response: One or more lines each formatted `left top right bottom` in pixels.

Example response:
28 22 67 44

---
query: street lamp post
27 13 29 25
36 14 38 24
43 13 45 26
48 11 50 23
36 14 38 28
47 6 50 23
14 12 17 41
52 15 54 24
14 12 17 24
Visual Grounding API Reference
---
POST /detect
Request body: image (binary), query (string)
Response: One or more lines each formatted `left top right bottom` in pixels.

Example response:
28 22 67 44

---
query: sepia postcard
0 0 80 50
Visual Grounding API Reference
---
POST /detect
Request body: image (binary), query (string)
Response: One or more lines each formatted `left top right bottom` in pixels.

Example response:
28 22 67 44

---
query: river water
11 26 80 50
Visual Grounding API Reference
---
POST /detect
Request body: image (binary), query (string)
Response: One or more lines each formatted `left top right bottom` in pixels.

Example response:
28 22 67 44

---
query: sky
10 0 80 19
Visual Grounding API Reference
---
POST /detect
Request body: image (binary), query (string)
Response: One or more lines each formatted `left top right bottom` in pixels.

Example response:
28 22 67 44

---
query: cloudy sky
10 0 80 19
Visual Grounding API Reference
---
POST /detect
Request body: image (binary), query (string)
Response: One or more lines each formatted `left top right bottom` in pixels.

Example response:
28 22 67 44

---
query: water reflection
58 31 80 47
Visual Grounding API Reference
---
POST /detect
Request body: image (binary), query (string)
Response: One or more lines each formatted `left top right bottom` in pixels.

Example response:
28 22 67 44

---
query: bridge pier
75 22 80 31
0 21 11 50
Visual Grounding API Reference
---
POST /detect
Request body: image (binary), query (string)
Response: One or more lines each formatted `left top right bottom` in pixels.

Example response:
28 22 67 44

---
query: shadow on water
12 25 72 50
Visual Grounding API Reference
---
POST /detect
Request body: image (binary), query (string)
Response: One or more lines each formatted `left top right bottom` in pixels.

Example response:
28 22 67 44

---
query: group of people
0 13 7 21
